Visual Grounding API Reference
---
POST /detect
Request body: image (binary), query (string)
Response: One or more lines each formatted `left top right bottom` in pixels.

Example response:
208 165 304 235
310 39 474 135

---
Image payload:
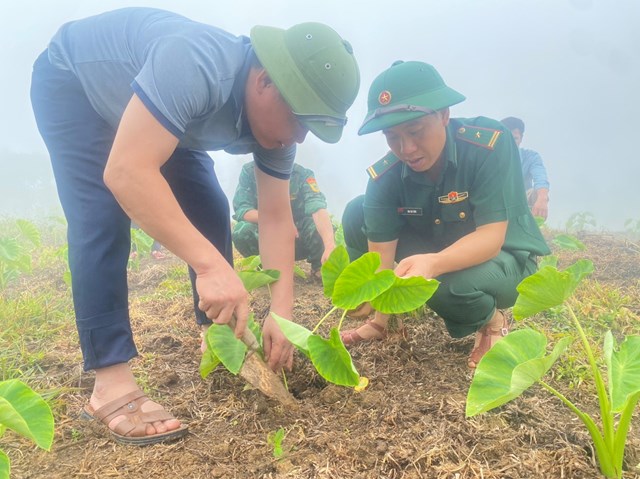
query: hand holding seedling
262 314 295 371
196 266 249 338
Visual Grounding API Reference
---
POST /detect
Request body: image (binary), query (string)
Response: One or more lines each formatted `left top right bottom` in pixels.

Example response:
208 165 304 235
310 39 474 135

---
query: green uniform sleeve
295 165 328 217
232 162 258 222
362 162 405 242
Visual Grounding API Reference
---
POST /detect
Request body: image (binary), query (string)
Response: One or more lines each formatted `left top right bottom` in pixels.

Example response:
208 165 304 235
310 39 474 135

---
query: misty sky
1 0 638 231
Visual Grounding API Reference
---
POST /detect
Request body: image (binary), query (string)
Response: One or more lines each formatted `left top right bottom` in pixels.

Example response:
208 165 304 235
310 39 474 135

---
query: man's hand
196 265 249 338
262 313 294 372
320 242 335 264
531 188 549 220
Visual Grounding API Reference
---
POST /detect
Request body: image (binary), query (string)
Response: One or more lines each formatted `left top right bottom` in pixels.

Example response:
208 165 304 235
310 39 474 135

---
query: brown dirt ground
3 233 640 479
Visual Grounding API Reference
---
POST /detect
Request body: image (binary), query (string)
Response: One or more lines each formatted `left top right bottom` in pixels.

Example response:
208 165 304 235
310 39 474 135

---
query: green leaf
538 255 558 269
552 234 585 251
0 450 9 479
271 313 312 358
293 264 307 279
206 324 247 375
237 269 280 292
332 253 395 310
466 330 572 417
0 238 21 262
513 262 592 320
247 314 263 348
534 216 546 227
321 246 350 298
604 333 640 412
370 275 439 314
0 379 54 451
199 346 221 379
308 328 360 387
16 219 41 248
565 259 594 283
237 255 262 271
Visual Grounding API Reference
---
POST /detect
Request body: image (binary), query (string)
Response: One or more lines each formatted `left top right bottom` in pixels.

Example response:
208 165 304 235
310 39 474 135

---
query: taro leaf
271 313 312 358
513 261 593 320
207 324 247 374
538 255 558 269
552 234 586 251
331 252 395 310
237 255 262 271
0 450 8 479
247 313 263 348
308 328 360 387
370 276 439 314
199 345 221 379
16 219 41 248
0 238 20 262
294 264 307 279
534 216 546 227
566 259 594 284
604 333 640 412
321 246 350 298
466 330 572 417
238 269 280 292
0 379 54 451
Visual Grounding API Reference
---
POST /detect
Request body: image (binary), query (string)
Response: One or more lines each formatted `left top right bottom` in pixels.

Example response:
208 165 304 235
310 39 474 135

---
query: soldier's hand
196 265 249 338
395 254 437 280
262 313 294 372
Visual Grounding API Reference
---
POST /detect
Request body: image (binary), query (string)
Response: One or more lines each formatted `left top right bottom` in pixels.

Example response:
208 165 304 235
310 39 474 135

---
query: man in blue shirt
31 8 360 445
501 117 550 220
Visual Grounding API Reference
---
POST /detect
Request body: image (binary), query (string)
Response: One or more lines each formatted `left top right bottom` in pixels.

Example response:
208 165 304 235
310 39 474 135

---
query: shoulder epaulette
366 152 400 180
456 125 502 150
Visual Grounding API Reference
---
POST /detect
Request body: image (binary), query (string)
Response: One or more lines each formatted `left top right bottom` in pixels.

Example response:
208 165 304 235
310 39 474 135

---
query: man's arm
254 166 296 370
311 208 336 263
104 94 249 335
526 150 550 219
394 221 508 280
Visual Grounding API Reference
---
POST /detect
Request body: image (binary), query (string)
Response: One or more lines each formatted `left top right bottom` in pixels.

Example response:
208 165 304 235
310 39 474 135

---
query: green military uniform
232 162 330 270
343 115 550 337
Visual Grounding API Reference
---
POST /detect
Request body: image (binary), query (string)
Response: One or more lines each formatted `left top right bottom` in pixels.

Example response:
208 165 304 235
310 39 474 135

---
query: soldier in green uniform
232 162 336 277
341 61 550 368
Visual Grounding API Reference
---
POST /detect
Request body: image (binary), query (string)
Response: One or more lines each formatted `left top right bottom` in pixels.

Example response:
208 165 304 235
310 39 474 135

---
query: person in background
500 117 550 220
232 162 335 279
31 7 359 445
341 61 550 369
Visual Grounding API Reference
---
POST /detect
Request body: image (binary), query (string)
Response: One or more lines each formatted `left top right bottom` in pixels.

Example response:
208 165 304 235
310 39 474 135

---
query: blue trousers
342 195 537 338
30 51 231 371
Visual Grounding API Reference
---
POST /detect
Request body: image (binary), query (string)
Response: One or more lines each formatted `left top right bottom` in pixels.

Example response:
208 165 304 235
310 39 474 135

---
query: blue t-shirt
47 7 295 179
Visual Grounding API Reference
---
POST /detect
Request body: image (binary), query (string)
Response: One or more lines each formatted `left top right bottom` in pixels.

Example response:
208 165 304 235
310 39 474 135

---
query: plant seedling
0 219 41 290
466 259 640 479
267 427 286 459
0 379 54 479
272 245 439 387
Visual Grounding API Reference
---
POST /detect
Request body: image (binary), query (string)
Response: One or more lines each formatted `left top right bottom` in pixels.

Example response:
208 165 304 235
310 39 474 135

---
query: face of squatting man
382 109 450 173
246 70 309 150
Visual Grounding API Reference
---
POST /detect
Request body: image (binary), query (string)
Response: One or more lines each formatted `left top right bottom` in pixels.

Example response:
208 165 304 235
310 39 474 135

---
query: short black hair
501 117 525 133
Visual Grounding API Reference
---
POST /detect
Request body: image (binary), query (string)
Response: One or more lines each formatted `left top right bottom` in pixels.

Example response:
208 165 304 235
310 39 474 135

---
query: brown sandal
346 302 374 319
468 311 510 369
81 390 188 446
341 319 389 346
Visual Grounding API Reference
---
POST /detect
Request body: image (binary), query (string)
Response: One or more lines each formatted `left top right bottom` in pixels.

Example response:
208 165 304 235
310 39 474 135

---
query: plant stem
337 309 348 332
281 368 289 392
312 306 338 334
539 379 616 477
567 304 616 461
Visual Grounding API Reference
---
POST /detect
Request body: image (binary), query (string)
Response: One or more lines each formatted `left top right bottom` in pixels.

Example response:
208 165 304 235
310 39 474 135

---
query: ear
440 107 451 126
253 68 274 94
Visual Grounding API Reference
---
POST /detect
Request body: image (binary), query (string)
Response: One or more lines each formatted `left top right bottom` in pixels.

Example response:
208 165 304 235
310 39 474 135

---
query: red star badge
378 90 391 105
448 191 459 202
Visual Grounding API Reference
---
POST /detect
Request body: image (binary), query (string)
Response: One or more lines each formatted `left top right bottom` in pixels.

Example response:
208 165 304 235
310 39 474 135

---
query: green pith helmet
251 22 360 144
358 60 465 135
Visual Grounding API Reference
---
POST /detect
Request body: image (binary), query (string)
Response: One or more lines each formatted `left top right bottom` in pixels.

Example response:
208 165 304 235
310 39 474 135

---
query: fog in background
1 0 638 231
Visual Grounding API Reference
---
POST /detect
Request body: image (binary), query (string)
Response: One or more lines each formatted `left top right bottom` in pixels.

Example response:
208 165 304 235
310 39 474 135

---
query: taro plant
199 256 280 379
466 259 640 479
0 379 54 478
0 219 41 291
272 245 440 387
128 227 154 270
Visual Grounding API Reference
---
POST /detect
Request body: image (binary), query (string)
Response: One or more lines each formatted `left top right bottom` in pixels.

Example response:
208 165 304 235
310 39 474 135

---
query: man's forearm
311 209 336 249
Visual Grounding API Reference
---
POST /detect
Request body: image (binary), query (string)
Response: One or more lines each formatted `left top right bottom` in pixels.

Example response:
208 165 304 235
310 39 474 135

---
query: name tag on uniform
397 207 422 216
